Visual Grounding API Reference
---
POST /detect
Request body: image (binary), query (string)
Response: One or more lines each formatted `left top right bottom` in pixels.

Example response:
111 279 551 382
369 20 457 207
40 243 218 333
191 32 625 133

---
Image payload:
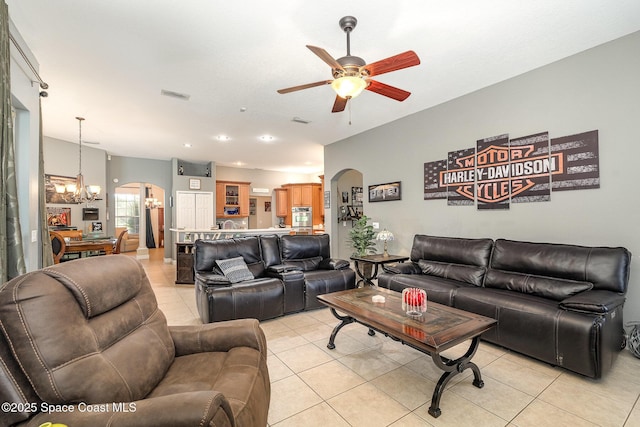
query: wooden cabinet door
300 185 313 206
290 185 303 206
238 184 250 216
215 182 225 217
275 188 288 217
312 185 323 225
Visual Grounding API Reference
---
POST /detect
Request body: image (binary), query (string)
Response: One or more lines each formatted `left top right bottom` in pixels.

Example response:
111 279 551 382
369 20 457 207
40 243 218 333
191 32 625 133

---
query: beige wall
325 31 640 322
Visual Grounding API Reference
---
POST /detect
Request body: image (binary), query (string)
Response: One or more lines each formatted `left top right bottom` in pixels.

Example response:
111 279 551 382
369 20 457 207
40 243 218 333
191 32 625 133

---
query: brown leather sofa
195 234 356 323
378 235 632 379
0 255 270 426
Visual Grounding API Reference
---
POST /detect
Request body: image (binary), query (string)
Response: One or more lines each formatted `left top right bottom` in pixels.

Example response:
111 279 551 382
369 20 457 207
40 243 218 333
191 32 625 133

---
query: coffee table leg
327 308 355 349
428 336 483 418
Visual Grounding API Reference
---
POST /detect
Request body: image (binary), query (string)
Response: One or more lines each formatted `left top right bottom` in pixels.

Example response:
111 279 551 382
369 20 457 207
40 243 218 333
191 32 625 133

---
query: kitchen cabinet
290 184 313 207
280 183 323 227
216 180 250 218
312 185 323 226
275 188 288 217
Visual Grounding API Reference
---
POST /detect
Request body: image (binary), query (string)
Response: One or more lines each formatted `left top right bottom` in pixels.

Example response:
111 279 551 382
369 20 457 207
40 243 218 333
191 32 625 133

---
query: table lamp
376 229 395 257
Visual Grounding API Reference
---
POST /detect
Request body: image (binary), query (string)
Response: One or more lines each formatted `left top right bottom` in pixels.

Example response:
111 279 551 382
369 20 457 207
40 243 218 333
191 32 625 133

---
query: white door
176 191 213 229
195 192 214 229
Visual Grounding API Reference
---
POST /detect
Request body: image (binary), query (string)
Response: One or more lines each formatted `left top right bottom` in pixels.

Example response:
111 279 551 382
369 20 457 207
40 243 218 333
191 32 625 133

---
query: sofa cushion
484 269 593 301
284 256 323 272
417 259 486 286
490 239 631 293
216 256 255 283
377 273 474 306
410 235 494 267
195 237 265 278
280 234 330 260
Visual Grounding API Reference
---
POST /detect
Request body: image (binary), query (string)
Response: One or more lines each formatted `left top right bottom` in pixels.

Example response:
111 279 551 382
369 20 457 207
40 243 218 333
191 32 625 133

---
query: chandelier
55 117 101 203
145 188 162 209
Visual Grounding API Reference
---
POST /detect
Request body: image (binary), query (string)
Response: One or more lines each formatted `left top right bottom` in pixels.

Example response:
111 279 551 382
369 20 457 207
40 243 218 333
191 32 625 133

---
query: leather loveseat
194 234 356 323
0 255 270 427
378 235 632 379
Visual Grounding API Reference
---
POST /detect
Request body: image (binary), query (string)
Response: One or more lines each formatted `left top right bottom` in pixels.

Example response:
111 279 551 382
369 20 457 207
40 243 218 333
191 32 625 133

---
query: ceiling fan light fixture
331 76 367 99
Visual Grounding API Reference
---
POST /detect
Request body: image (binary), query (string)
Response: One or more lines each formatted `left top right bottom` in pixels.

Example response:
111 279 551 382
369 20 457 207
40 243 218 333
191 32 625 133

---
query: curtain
40 102 53 266
144 186 155 248
145 208 156 249
0 0 26 282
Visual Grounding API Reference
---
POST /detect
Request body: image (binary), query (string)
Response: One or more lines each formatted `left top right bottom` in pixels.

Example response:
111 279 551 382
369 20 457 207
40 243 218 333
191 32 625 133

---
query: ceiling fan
277 16 420 113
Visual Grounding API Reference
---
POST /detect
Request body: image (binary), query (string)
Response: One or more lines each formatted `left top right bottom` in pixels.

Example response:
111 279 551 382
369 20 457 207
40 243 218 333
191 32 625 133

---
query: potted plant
348 215 377 283
348 215 377 256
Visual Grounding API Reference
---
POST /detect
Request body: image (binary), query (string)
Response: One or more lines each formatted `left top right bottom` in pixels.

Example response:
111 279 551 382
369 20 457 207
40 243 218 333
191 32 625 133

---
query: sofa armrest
559 290 626 314
319 258 350 270
195 271 231 286
169 318 267 357
266 263 303 273
27 391 234 427
382 262 421 275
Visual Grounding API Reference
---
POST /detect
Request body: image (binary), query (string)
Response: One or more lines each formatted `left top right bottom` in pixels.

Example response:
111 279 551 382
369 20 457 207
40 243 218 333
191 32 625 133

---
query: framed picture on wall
352 187 363 205
45 174 77 204
368 181 402 202
46 207 71 227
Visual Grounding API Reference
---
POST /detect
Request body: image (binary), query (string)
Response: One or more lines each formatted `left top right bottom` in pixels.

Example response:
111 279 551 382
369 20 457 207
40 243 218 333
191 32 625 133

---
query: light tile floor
137 249 640 426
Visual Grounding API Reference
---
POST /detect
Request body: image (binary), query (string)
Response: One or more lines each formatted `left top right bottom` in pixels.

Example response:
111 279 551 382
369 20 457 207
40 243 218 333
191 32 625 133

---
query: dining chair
113 229 128 254
49 231 66 264
57 229 83 241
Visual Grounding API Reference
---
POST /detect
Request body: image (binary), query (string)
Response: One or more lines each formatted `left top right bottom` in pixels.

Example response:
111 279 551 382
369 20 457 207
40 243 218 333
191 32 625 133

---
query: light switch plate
31 230 38 242
372 222 380 229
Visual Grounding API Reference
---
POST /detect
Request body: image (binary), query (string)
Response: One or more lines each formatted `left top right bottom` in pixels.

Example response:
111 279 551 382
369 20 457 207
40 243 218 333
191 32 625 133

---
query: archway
113 182 166 257
329 168 364 260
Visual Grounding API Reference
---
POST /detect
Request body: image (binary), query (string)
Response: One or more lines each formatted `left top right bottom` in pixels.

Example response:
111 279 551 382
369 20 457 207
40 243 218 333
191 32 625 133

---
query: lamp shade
376 229 394 241
331 76 367 99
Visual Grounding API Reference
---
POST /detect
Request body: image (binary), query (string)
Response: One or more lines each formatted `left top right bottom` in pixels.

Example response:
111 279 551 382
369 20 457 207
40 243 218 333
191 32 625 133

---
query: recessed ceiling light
259 135 274 142
183 143 192 148
216 135 230 141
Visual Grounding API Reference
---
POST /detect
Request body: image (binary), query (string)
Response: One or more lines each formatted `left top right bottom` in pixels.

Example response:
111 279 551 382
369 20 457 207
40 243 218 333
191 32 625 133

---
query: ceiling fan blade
277 80 332 94
366 80 411 101
332 95 348 113
363 50 420 77
307 45 344 70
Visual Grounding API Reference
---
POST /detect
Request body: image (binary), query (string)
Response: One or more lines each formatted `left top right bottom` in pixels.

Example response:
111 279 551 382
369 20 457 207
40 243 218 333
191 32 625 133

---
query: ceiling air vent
292 116 311 124
161 89 191 101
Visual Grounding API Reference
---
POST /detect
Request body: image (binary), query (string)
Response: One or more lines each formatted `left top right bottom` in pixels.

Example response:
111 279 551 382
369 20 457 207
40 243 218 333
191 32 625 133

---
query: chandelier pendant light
69 117 101 203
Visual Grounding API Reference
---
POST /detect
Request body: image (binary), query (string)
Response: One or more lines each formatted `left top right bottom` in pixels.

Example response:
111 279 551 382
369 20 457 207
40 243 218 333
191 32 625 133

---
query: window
114 193 140 233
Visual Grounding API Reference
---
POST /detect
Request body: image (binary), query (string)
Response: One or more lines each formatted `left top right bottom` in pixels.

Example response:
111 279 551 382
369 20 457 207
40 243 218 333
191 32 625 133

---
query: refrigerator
291 207 312 234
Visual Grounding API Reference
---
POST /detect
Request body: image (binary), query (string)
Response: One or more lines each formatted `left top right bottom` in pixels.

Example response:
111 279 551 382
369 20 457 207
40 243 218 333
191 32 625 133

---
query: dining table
65 238 116 256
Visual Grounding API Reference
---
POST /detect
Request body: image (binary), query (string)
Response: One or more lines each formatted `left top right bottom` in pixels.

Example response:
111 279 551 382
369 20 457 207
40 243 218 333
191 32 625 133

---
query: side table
350 254 409 287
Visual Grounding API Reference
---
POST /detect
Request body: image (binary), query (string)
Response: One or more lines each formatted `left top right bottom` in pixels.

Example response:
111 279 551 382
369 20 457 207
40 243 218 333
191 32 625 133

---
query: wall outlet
31 230 38 243
372 222 380 229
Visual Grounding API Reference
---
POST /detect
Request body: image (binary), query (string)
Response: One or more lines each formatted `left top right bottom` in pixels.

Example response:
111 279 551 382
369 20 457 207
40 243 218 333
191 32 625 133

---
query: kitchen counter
170 228 294 242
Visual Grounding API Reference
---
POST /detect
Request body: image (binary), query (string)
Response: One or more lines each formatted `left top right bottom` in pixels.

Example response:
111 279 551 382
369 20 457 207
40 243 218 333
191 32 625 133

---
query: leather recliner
0 255 270 427
194 234 355 323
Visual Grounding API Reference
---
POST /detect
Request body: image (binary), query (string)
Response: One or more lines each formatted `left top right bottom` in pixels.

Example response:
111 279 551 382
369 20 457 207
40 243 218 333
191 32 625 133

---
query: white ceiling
7 1 640 174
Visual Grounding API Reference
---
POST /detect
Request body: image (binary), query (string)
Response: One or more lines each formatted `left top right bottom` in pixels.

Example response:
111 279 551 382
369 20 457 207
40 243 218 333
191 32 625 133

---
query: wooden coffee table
317 287 496 418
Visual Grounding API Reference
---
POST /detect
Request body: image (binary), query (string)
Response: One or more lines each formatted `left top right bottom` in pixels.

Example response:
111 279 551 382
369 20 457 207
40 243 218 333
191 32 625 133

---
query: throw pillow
216 256 254 284
485 269 594 301
417 259 486 286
